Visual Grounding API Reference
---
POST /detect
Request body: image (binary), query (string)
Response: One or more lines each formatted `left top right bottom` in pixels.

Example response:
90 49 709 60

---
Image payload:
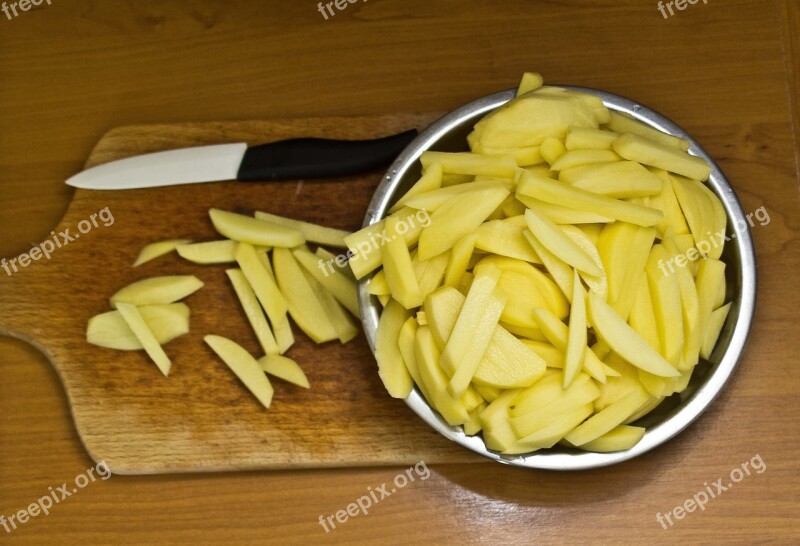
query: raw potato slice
549 150 621 172
254 250 294 353
559 161 663 198
440 264 502 374
523 230 573 302
401 179 513 212
391 163 443 212
516 72 544 96
177 240 238 264
397 317 431 402
226 269 279 355
574 424 646 452
645 245 684 366
344 207 425 279
417 187 510 260
475 219 541 263
510 374 599 437
209 208 304 247
447 288 507 399
253 211 350 248
86 303 189 350
524 208 602 276
472 142 543 167
204 335 273 408
517 196 613 224
607 111 690 150
414 325 469 425
564 270 586 388
649 169 690 237
587 292 680 378
480 389 521 452
115 303 172 376
413 251 449 301
540 137 566 165
315 247 356 281
480 255 569 321
564 387 649 446
444 233 477 287
701 302 731 360
293 249 359 318
560 225 607 300
133 239 191 267
516 170 663 227
110 275 204 307
258 354 310 388
299 267 358 343
383 215 424 309
565 127 619 150
376 300 413 398
420 151 517 178
367 269 390 296
235 243 289 329
613 133 711 181
515 403 594 451
273 247 338 344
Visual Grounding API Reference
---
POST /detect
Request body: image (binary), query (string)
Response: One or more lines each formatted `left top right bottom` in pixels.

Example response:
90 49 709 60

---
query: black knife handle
236 129 418 181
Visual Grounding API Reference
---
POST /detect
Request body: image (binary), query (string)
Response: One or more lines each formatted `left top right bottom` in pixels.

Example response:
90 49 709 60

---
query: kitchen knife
65 129 418 190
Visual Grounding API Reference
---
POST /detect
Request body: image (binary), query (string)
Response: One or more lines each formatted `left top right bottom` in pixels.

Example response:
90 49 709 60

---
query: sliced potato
87 303 189 350
613 133 711 181
226 269 279 355
204 335 273 408
559 161 663 198
701 302 731 360
573 424 646 452
420 151 517 178
133 239 191 267
383 215 424 309
209 208 304 247
549 150 620 172
564 386 649 446
564 270 586 388
258 354 310 388
607 111 690 151
293 248 359 318
177 240 238 264
110 275 203 307
115 302 172 376
253 211 350 248
524 208 602 276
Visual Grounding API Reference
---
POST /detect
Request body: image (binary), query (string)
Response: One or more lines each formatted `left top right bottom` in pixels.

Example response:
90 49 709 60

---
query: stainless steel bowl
358 87 757 470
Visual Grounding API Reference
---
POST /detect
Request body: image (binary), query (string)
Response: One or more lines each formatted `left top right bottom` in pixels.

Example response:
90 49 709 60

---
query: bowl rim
358 87 757 470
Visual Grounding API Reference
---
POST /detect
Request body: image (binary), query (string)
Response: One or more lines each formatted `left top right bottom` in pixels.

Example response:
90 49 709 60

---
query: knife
66 129 418 190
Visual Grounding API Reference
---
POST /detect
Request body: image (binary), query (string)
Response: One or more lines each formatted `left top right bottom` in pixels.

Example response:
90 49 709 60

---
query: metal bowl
358 87 757 470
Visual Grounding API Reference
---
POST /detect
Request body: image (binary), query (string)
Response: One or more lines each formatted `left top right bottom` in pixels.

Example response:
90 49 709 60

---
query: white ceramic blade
65 143 249 190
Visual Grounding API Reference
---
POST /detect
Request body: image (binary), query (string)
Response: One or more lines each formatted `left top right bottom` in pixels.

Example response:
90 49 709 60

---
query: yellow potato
560 225 607 300
116 303 172 376
235 243 289 334
299 266 358 344
517 195 613 224
607 111 690 151
177 240 238 264
559 161 663 198
209 208 304 247
564 386 649 446
516 170 663 226
420 151 517 178
273 247 338 344
510 374 599 437
390 163 443 212
226 269 279 355
475 219 541 263
253 211 350 248
613 133 711 181
258 354 310 388
477 255 569 319
701 302 731 360
524 208 602 276
587 292 680 378
443 233 477 287
480 389 521 452
133 239 191 267
383 215 424 309
417 187 510 260
293 249 359 318
574 424 646 452
253 250 294 353
549 150 621 172
400 178 513 212
540 136 567 165
412 250 449 302
564 270 587 388
344 207 425 279
515 403 594 451
86 303 189 351
645 245 684 366
565 127 620 150
648 169 691 237
376 300 414 398
516 72 544 96
523 230 574 302
204 335 273 409
414 325 469 425
110 275 203 307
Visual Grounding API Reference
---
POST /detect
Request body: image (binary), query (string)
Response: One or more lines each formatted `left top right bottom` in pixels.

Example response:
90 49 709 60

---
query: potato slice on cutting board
133 239 191 267
110 275 203 307
204 335 273 409
87 303 190 350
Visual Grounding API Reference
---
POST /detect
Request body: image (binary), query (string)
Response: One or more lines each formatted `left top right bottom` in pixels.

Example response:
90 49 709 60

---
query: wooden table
1 1 798 543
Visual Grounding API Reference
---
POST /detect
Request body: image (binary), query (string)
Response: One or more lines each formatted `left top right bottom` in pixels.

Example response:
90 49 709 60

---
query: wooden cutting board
0 114 484 474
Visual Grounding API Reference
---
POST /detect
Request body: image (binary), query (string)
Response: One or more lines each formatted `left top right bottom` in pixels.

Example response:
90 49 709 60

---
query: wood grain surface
1 0 798 543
